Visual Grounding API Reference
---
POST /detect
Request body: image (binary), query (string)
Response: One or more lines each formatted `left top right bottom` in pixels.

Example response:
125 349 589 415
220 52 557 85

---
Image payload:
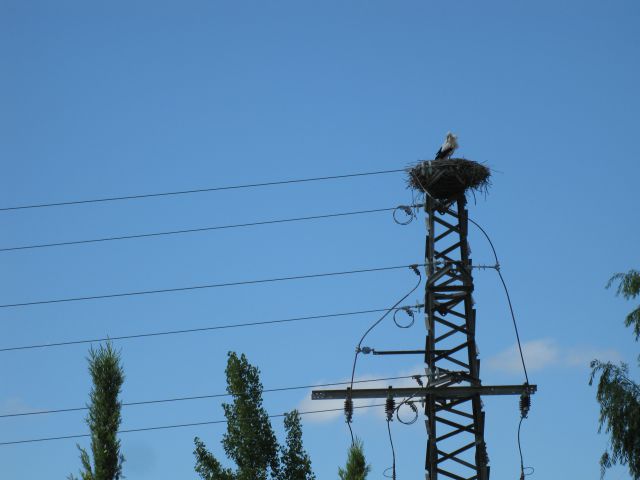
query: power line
0 263 421 309
468 218 530 384
0 306 414 353
0 169 405 212
0 374 422 419
0 403 385 446
0 206 399 253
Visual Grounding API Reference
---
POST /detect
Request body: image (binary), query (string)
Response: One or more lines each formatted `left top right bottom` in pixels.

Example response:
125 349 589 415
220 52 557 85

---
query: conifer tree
590 269 640 479
69 342 125 480
338 438 371 480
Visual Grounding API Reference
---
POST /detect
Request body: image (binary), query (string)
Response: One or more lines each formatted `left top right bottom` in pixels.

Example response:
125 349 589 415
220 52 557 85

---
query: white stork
435 132 458 160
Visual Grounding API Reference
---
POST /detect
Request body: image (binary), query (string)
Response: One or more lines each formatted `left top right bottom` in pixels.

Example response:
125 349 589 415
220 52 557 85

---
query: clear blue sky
1 1 639 479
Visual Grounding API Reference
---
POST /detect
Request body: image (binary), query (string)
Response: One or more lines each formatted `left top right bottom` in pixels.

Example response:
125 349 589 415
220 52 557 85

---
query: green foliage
69 342 125 480
194 437 235 480
280 411 315 480
590 361 640 478
338 438 371 480
194 352 315 480
607 270 640 341
589 269 640 479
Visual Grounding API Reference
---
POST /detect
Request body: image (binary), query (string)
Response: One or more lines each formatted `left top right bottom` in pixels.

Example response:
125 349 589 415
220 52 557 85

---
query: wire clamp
358 346 374 355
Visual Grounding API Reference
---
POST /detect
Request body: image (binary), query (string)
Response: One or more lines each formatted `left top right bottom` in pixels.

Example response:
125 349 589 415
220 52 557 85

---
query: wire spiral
392 306 415 328
392 204 417 225
396 400 419 425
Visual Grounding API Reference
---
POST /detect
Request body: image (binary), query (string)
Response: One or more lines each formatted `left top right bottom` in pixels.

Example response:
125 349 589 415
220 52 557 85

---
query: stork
435 132 458 160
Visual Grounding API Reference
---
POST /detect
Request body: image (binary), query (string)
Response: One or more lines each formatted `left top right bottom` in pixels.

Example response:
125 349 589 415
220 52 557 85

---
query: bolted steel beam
311 384 536 400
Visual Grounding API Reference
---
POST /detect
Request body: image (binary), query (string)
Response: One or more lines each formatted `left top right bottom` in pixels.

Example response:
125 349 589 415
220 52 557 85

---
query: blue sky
1 1 639 479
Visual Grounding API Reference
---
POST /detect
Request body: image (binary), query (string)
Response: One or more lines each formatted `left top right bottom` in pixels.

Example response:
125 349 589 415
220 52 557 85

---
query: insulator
344 393 354 424
385 391 396 422
477 441 489 466
519 388 531 419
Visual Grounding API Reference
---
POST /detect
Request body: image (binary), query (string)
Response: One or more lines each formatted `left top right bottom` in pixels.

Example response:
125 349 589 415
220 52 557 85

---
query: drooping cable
343 265 421 442
0 169 404 212
0 403 386 446
467 218 529 384
384 420 397 480
0 263 421 309
468 210 535 479
349 266 422 387
517 388 533 479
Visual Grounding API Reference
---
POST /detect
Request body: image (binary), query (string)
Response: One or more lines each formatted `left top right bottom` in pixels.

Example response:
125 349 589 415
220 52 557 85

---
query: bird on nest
435 132 458 160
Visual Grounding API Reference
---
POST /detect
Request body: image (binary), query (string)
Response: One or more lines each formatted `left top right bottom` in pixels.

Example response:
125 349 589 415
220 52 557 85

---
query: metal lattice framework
424 194 488 480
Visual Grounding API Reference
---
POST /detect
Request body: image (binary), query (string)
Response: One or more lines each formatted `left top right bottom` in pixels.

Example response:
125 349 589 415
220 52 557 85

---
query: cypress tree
338 438 371 480
69 342 125 480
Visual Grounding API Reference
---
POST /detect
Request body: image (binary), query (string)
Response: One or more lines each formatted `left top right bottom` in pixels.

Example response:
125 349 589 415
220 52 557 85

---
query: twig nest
407 159 491 200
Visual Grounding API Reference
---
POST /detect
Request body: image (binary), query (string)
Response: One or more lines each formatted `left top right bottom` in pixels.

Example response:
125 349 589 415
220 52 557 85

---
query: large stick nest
406 159 491 200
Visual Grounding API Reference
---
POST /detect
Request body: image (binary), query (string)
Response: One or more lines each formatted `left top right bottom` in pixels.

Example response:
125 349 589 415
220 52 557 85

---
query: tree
590 269 640 479
338 438 371 480
280 411 315 480
69 342 125 480
194 352 315 480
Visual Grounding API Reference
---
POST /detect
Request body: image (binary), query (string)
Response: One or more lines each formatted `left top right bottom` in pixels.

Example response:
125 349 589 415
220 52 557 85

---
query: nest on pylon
406 159 491 200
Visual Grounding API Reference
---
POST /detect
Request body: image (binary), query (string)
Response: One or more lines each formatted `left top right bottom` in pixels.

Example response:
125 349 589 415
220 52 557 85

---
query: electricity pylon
312 159 536 479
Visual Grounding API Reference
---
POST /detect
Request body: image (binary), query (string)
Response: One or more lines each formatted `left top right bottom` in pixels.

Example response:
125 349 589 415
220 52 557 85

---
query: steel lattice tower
312 158 535 479
424 193 488 480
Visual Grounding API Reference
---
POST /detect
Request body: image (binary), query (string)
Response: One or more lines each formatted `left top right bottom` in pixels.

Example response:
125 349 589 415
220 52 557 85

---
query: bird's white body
435 132 459 160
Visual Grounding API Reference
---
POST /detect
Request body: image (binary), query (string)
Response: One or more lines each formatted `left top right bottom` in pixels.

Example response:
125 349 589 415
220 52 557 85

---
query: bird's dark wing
435 147 444 159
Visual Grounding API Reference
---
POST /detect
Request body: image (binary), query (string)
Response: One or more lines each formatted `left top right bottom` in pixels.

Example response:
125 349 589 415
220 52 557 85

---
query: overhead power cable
0 403 386 446
0 306 418 353
0 168 405 212
0 374 424 419
467 218 529 385
0 263 421 309
0 206 402 253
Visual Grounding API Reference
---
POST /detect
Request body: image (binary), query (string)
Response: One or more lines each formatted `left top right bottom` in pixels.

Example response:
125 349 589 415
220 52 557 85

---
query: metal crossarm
311 384 536 400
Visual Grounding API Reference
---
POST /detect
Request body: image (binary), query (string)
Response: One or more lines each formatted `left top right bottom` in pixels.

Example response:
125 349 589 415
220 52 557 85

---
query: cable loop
396 400 419 425
393 306 415 329
393 204 415 225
